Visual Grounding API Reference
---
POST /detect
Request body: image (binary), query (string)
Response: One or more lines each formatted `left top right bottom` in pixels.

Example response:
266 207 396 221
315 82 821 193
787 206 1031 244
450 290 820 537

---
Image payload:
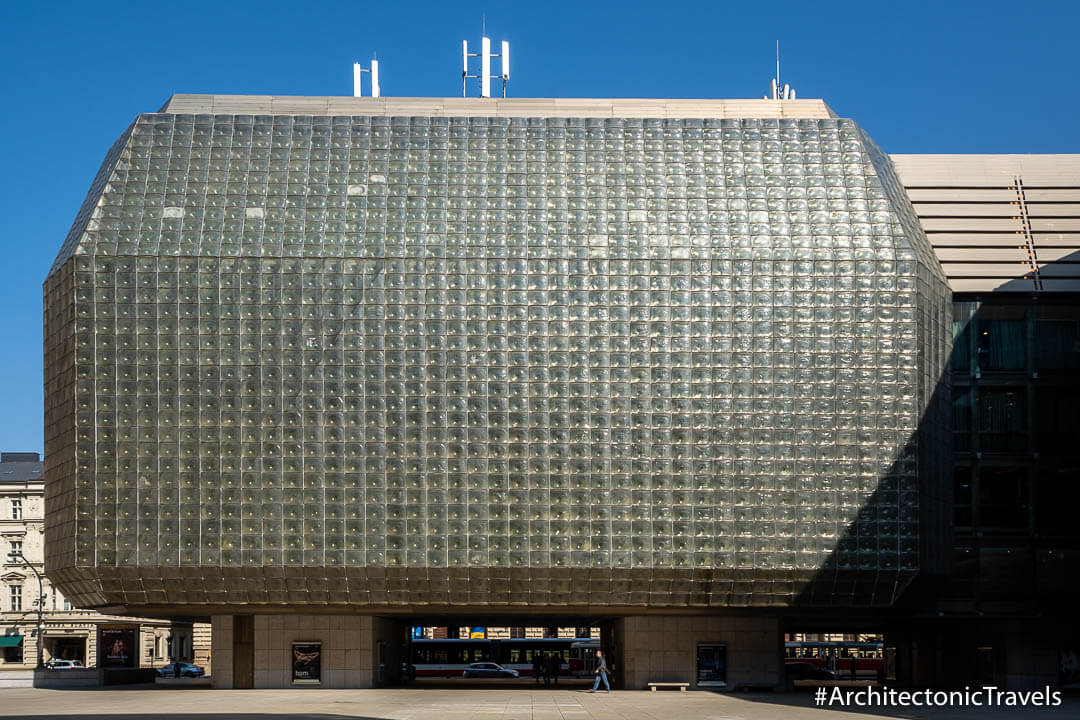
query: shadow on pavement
27 684 203 691
9 716 388 720
407 677 593 690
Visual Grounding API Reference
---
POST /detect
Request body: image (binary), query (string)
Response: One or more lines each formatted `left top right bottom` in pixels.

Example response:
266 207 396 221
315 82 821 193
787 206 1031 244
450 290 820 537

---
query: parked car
155 661 206 678
462 662 519 679
45 659 85 670
785 661 837 681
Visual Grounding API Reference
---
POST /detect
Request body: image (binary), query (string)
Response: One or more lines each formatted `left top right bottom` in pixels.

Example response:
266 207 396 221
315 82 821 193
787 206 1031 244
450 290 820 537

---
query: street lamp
7 551 45 670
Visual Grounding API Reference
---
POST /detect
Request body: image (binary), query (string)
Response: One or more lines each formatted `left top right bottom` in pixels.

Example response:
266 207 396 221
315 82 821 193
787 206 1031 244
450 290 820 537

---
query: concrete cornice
158 94 838 119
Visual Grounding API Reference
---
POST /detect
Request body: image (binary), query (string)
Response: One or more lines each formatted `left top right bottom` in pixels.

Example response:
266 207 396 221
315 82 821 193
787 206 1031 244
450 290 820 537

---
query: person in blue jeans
588 649 610 693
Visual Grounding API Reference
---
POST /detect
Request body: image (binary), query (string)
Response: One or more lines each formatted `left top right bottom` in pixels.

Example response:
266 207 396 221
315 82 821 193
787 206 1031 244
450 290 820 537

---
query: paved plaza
0 687 1074 720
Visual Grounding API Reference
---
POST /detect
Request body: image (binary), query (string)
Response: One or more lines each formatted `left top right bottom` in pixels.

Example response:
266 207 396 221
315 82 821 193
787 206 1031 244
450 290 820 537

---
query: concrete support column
212 614 385 689
620 615 780 690
210 615 234 689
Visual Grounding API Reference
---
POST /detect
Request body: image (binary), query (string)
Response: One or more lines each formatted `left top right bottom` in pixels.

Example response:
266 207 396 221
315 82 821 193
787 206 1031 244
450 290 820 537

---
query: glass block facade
44 108 951 610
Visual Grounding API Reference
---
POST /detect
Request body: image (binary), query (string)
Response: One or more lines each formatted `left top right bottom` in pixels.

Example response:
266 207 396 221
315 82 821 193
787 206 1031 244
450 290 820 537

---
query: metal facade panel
891 154 1080 292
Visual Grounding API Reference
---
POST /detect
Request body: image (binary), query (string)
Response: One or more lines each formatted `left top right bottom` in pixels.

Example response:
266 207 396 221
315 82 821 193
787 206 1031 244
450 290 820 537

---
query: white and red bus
785 640 885 678
411 637 600 678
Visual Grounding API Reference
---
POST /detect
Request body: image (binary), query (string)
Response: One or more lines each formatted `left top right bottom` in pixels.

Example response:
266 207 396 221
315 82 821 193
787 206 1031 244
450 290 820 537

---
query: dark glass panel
953 467 972 527
952 387 973 453
977 467 1029 529
977 388 1026 453
1034 307 1080 370
1034 467 1080 534
947 545 977 598
976 305 1026 371
978 547 1033 598
951 302 976 375
1034 387 1080 455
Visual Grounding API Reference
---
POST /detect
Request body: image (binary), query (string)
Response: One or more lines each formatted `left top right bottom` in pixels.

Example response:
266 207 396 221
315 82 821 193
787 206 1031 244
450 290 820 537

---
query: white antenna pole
462 31 509 98
462 40 469 97
501 40 510 98
481 36 491 98
770 41 794 100
353 57 380 97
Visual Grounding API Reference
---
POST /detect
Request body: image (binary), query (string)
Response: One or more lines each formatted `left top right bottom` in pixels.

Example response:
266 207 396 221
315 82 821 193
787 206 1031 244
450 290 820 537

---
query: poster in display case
696 643 727 687
99 626 137 668
292 641 322 685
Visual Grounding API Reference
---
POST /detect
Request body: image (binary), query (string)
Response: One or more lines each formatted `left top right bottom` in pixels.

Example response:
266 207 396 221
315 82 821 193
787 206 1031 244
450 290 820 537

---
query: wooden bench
648 682 689 691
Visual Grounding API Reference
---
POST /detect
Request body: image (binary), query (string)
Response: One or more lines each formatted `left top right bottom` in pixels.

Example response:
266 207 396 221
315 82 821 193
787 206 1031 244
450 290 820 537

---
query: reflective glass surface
45 113 951 608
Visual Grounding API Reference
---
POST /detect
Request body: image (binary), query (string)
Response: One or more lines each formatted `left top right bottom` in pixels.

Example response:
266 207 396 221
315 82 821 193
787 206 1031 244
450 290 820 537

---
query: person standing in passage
548 652 560 687
587 649 610 693
533 652 542 685
542 652 551 688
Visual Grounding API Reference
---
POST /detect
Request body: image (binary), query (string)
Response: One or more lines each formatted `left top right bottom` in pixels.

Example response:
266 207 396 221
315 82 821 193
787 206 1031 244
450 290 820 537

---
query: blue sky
0 0 1077 454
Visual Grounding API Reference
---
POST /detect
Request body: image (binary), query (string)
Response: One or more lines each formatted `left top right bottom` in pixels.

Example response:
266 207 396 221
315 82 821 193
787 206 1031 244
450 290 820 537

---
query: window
978 468 1029 529
2 640 22 664
8 541 21 559
9 585 21 612
63 598 72 611
954 467 972 527
1034 307 1080 370
952 388 973 453
976 306 1026 371
978 388 1026 453
952 302 976 374
1035 468 1080 534
947 546 977 598
10 500 21 521
1035 388 1080 455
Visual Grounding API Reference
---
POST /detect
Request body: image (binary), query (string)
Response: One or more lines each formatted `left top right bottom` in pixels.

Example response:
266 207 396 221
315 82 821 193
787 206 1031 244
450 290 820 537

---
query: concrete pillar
210 615 234 689
620 615 780 690
212 614 382 689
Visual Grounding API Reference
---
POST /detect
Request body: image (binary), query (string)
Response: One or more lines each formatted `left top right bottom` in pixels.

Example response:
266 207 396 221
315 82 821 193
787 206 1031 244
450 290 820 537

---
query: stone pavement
0 687 1074 720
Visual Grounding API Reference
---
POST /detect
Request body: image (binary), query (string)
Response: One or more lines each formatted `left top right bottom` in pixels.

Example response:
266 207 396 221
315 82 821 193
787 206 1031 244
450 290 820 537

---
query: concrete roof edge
158 94 838 119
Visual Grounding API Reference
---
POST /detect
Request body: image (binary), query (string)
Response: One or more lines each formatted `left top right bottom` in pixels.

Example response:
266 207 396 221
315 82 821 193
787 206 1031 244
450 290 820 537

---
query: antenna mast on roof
353 55 380 97
765 40 795 100
462 21 510 98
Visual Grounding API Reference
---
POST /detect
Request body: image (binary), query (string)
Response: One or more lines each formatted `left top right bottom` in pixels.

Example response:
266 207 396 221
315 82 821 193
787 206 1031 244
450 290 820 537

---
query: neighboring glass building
42 97 1076 690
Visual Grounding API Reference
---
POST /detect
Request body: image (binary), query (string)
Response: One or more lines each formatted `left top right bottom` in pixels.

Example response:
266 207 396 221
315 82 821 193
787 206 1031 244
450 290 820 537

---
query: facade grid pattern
45 111 950 609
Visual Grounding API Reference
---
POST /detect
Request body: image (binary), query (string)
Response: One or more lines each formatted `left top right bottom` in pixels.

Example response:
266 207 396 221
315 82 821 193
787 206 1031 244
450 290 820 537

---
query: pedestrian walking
533 652 542 684
548 652 560 687
542 652 551 688
587 649 610 693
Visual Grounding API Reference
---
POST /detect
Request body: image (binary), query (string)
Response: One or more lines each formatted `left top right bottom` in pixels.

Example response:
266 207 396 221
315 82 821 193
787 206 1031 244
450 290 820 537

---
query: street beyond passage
0 687 1074 720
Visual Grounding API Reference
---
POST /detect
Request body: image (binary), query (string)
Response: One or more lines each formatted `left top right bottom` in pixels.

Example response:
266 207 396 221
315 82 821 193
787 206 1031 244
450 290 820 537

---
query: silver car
46 660 85 670
463 662 519 679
